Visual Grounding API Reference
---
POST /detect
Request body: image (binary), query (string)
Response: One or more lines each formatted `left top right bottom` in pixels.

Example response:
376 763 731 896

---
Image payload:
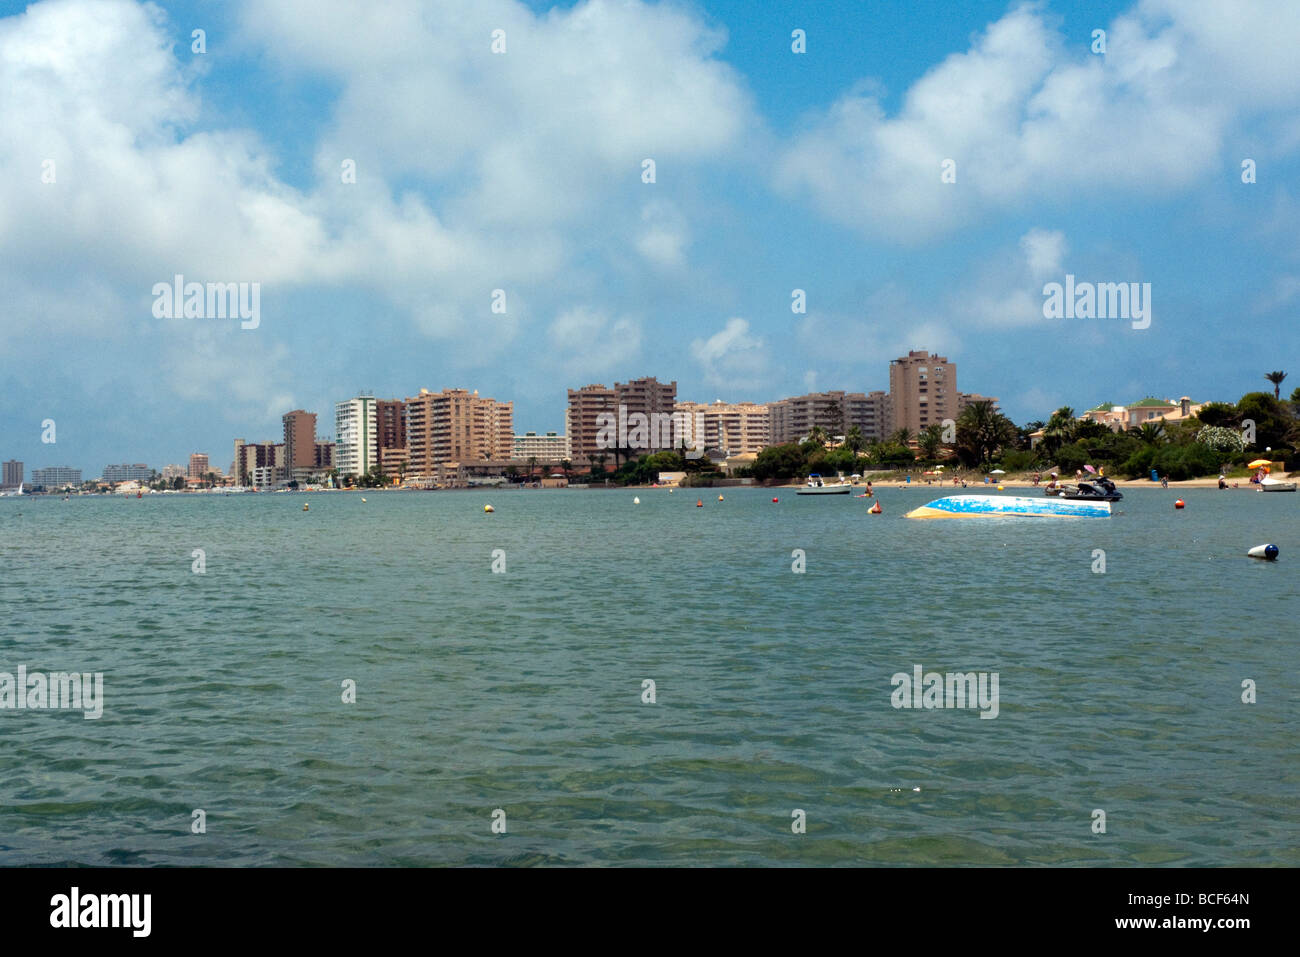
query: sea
1 486 1296 866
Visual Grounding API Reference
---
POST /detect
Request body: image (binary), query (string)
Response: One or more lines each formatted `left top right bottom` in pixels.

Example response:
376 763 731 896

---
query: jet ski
1062 478 1122 502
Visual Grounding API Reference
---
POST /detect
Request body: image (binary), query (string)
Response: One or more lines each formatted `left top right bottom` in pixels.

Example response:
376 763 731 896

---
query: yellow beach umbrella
1247 459 1271 468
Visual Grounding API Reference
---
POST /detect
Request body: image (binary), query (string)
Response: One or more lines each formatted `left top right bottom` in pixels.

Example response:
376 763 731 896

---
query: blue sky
1 0 1297 475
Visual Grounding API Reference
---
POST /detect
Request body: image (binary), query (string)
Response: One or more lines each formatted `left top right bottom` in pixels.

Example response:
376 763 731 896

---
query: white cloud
635 201 690 268
777 1 1300 241
964 228 1071 328
546 306 643 378
1019 228 1067 279
0 0 754 357
690 317 769 390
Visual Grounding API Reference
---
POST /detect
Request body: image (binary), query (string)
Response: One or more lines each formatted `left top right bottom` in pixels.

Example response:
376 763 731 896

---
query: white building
512 431 571 462
335 395 378 479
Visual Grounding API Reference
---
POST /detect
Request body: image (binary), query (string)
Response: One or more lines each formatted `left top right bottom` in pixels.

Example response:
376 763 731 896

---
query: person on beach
1160 475 1168 488
1218 475 1228 489
1033 472 1040 485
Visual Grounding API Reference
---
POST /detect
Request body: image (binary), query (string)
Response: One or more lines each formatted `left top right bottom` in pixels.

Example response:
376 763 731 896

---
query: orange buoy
717 494 724 501
870 501 882 514
1174 499 1185 509
696 499 703 507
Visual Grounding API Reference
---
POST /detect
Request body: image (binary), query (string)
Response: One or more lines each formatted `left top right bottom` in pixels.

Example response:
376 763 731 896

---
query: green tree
1194 402 1238 428
917 423 944 462
1237 392 1297 450
807 426 828 448
1135 422 1166 445
1265 370 1288 400
1017 420 1045 451
752 443 806 482
1041 407 1076 454
824 400 845 438
955 400 1017 467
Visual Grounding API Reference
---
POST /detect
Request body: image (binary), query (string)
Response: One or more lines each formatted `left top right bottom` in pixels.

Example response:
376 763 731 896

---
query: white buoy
1247 544 1279 560
633 496 640 504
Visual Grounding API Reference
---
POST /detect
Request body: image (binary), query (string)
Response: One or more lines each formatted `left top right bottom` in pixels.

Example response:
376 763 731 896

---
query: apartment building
282 410 317 474
768 391 886 444
888 351 957 435
335 396 378 479
565 384 617 462
405 388 513 479
32 466 82 487
672 400 771 455
101 463 152 483
513 431 571 462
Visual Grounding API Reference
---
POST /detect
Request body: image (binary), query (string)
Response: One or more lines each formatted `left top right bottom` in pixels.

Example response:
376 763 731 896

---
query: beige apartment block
282 409 318 471
566 384 616 462
673 400 771 455
405 388 513 479
768 391 887 445
888 351 957 434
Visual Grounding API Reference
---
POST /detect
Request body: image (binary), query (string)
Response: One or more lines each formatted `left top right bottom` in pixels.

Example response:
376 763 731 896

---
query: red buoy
1174 499 1185 509
772 497 779 503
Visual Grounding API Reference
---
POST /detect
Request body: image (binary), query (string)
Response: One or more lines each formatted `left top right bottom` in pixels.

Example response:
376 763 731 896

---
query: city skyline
3 0 1296 473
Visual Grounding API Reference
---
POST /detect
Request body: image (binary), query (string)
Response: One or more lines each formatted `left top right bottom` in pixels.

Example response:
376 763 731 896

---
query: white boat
796 473 852 495
906 494 1111 519
1258 477 1296 492
0 483 22 497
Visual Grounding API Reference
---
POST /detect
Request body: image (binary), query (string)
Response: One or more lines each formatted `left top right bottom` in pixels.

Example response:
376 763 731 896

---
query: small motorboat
1258 477 1296 492
797 473 852 495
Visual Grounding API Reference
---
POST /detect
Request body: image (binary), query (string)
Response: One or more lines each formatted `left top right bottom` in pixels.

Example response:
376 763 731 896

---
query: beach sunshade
989 469 1006 474
1084 464 1097 473
1247 459 1271 468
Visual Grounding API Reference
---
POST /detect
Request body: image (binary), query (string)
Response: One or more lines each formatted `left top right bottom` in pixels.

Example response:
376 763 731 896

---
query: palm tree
560 459 572 482
527 455 538 483
807 426 828 448
955 400 1017 467
917 423 945 462
1265 370 1288 400
889 427 912 447
1042 407 1077 454
1136 421 1165 445
843 425 865 471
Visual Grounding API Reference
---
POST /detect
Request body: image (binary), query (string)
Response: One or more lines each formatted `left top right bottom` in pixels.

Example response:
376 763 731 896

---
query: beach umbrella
1247 459 1271 468
989 469 1006 475
1084 464 1097 474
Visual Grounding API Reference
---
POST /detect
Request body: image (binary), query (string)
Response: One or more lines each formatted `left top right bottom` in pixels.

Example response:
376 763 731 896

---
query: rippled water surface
1 487 1296 865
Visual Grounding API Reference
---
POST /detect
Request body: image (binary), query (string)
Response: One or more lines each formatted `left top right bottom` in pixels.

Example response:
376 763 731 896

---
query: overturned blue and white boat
905 494 1112 519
